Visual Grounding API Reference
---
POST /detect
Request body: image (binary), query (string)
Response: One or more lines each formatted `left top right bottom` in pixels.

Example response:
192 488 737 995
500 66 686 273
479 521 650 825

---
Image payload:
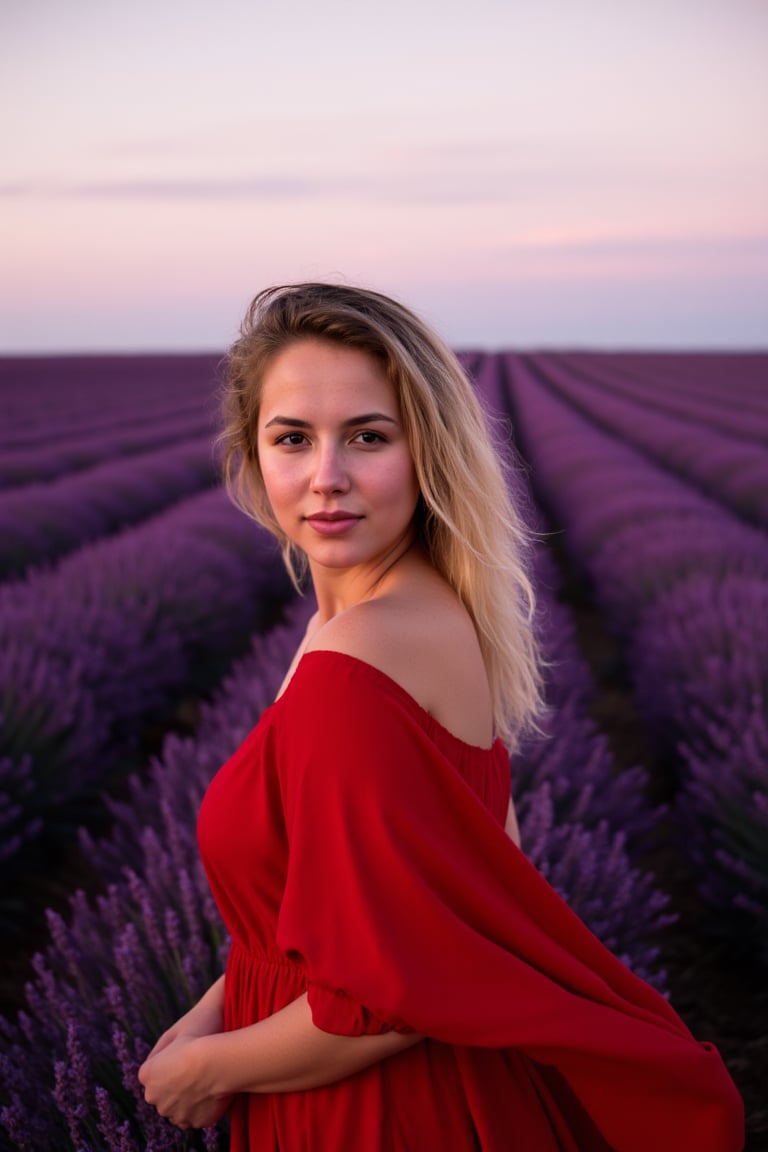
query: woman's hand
139 1034 233 1130
140 976 230 1129
144 975 226 1064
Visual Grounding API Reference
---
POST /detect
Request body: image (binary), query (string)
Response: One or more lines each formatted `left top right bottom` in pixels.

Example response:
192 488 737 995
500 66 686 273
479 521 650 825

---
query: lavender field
0 352 766 1150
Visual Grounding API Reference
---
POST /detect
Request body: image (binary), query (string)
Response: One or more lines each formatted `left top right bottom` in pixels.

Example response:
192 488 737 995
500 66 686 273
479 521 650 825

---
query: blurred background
1 0 767 353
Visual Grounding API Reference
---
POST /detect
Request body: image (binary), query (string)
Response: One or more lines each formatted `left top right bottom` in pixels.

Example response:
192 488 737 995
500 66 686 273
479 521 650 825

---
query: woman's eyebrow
263 412 398 429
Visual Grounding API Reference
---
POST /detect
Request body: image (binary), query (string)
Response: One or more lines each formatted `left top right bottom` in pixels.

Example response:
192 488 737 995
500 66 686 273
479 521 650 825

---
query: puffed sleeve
275 651 743 1152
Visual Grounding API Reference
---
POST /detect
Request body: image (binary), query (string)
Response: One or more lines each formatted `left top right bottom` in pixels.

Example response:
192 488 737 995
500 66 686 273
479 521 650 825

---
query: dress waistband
228 936 304 971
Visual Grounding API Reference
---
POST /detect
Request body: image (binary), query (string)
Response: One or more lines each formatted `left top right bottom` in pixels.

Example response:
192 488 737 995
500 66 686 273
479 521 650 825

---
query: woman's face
257 339 420 578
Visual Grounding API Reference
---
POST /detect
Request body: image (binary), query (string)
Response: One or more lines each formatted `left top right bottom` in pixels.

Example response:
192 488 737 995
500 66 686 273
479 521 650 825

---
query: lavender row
472 356 671 973
0 354 221 450
518 548 673 985
563 352 768 409
0 486 293 871
0 407 217 489
608 351 768 405
501 359 768 628
502 354 768 953
466 350 509 417
0 568 676 1149
631 575 768 949
0 607 310 1152
549 352 768 444
525 353 768 529
0 434 221 579
521 549 659 846
472 357 662 849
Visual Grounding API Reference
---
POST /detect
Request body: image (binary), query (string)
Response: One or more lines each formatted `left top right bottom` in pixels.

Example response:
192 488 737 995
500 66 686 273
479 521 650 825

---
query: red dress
197 651 743 1151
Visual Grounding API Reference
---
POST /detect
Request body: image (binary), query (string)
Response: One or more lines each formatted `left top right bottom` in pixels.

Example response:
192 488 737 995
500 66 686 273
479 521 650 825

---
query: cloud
0 166 536 204
500 233 768 259
0 165 665 206
2 123 764 211
0 173 521 205
0 176 320 200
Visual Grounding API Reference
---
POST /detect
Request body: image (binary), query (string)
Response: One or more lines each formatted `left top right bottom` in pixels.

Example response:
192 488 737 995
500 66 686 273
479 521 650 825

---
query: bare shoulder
305 577 494 747
273 610 321 700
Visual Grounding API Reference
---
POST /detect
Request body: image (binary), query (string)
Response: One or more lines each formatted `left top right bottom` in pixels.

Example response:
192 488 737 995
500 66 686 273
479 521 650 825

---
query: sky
1 0 767 352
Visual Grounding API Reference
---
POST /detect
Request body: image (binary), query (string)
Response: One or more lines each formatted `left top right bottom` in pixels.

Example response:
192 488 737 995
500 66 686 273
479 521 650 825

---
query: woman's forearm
198 992 421 1095
179 974 226 1031
190 975 226 1023
145 974 226 1064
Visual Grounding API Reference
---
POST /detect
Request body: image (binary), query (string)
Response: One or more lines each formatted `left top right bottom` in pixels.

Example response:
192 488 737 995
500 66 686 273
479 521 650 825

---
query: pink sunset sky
1 0 766 352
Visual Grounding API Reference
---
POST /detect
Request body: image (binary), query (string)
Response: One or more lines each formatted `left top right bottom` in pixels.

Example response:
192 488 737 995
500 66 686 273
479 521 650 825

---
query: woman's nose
310 444 350 494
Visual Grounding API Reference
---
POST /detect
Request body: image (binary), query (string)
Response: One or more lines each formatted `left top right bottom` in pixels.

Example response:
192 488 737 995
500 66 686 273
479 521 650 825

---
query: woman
139 283 743 1150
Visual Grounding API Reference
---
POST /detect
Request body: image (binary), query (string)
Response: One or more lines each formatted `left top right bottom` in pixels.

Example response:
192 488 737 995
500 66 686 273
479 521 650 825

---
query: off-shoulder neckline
273 648 501 756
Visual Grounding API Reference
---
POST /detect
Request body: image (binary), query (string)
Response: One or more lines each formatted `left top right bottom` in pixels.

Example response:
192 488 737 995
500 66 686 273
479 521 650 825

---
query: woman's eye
354 430 385 445
276 432 307 447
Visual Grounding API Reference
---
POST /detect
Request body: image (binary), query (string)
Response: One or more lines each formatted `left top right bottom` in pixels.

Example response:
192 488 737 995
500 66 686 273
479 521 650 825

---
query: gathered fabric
197 650 744 1151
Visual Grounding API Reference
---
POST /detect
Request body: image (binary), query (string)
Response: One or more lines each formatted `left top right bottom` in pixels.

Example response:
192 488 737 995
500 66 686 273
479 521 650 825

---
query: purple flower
0 487 293 871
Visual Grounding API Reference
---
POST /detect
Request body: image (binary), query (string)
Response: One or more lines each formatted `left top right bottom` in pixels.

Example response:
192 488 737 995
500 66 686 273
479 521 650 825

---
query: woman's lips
305 513 363 536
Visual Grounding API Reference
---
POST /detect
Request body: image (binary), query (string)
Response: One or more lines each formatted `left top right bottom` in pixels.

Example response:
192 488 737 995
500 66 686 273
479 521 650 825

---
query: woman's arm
205 993 420 1094
144 975 226 1060
138 992 421 1128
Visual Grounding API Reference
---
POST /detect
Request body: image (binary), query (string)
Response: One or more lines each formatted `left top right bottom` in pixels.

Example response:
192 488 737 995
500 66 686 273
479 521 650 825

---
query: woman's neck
309 536 424 623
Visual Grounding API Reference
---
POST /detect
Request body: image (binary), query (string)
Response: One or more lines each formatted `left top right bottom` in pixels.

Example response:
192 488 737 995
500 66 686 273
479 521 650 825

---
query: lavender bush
527 353 768 527
500 359 768 623
89 603 315 884
522 549 659 848
553 351 768 442
482 369 665 856
679 704 768 955
520 787 673 987
514 667 673 991
631 574 768 747
591 514 768 630
0 354 220 452
468 350 509 419
0 408 216 489
0 608 309 1151
0 434 219 578
477 361 672 982
0 487 293 874
632 575 768 953
503 352 768 948
0 737 40 866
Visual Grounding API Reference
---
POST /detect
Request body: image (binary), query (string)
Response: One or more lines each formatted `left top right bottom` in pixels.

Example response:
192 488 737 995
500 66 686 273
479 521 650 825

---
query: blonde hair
220 282 544 749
